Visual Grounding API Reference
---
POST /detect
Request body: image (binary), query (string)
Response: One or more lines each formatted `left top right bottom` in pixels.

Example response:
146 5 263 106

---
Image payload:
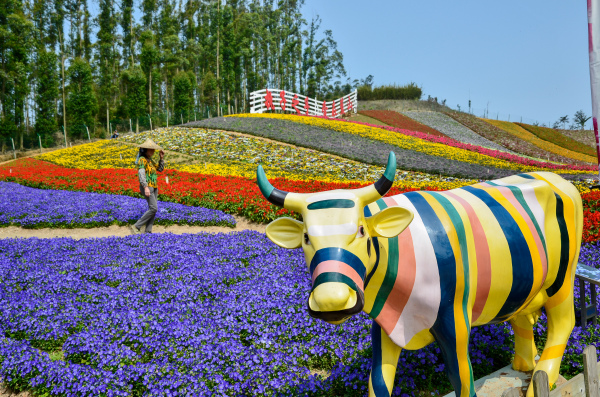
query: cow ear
365 206 414 238
266 217 304 249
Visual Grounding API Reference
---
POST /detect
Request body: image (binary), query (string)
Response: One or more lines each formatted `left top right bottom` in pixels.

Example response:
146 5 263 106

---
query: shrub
357 83 422 101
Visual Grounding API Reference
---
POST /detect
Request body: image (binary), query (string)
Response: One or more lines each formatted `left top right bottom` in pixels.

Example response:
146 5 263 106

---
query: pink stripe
376 227 417 335
479 183 548 281
445 191 491 323
312 260 364 291
590 23 594 53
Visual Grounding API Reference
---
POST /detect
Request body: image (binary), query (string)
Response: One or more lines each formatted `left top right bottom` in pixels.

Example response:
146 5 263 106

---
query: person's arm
157 150 165 172
138 160 150 197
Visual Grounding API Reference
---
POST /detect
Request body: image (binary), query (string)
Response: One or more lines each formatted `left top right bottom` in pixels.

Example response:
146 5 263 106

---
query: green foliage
357 83 423 101
121 66 147 131
34 48 59 144
66 58 98 138
173 71 193 121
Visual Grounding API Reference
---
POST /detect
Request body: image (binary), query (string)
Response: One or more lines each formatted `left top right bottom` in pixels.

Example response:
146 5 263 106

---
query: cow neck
362 236 393 318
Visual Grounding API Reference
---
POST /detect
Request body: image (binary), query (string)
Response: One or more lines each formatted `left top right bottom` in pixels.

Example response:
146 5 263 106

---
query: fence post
584 345 600 397
533 371 550 397
501 388 520 397
129 119 132 132
37 134 42 153
85 125 91 142
10 137 16 159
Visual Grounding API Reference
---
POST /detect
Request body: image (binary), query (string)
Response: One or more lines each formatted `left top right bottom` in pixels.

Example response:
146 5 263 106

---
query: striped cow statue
256 152 583 397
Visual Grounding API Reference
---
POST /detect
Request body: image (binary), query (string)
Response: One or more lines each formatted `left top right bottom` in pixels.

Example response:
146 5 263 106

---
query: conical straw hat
138 138 162 150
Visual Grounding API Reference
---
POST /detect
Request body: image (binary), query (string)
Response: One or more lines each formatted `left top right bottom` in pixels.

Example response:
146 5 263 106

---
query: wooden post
533 371 550 397
85 125 91 142
584 345 600 397
501 387 520 397
129 119 132 132
38 134 42 153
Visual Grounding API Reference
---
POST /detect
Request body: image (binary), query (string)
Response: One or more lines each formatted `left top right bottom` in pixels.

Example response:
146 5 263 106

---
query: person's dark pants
135 186 158 233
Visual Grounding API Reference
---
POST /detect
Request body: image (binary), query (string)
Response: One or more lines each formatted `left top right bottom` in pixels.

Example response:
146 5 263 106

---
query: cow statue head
257 152 414 324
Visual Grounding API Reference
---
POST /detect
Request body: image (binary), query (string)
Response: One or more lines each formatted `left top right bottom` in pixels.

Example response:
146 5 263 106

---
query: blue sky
303 0 591 126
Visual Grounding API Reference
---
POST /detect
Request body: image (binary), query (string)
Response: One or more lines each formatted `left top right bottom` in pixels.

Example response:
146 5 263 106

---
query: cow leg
431 321 476 397
510 311 540 372
368 321 402 397
526 292 575 397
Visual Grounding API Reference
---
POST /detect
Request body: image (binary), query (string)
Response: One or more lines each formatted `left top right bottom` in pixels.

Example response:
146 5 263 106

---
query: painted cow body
257 152 583 397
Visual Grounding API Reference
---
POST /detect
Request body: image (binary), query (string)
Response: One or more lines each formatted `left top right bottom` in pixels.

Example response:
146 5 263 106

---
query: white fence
249 89 357 118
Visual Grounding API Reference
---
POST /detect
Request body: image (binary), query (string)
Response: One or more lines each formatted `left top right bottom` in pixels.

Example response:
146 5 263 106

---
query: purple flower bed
0 182 235 228
0 232 597 396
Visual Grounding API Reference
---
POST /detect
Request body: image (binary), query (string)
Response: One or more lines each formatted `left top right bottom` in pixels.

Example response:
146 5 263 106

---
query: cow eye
303 233 311 245
357 225 366 238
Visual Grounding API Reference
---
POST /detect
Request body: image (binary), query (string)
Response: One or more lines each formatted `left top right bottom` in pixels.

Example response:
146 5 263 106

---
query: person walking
130 138 165 234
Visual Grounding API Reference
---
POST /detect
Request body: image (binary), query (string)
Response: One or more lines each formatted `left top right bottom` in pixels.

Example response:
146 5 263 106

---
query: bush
357 82 422 101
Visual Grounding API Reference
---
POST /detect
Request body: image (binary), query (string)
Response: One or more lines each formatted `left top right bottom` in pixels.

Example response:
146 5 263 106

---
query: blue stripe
517 173 536 180
462 186 534 322
363 203 380 289
547 193 570 297
307 199 355 210
404 192 462 394
309 248 366 280
371 321 390 397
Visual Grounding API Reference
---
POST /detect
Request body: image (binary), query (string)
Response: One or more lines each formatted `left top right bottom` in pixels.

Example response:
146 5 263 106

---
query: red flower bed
359 109 448 138
2 158 598 241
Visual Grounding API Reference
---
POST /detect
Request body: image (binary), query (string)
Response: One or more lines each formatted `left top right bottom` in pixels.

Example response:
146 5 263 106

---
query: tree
139 30 159 115
121 66 147 132
559 115 569 129
573 110 591 131
66 58 97 139
96 0 117 134
173 71 192 122
120 0 134 66
35 48 59 144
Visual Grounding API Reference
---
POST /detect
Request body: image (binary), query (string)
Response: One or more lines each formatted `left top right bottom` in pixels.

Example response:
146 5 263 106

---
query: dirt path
0 216 266 240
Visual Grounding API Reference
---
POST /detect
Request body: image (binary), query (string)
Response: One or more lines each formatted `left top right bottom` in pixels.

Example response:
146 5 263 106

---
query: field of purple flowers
0 231 598 396
0 182 235 228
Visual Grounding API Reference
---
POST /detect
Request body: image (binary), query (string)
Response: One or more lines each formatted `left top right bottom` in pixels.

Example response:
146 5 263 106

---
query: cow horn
357 151 396 205
256 165 291 208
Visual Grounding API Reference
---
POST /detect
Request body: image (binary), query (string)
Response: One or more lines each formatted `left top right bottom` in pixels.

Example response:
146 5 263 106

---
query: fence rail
249 88 357 118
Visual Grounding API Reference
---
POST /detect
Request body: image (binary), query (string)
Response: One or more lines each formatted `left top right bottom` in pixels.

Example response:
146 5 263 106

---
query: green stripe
486 182 547 256
369 198 399 319
429 192 474 387
312 272 358 292
307 199 355 210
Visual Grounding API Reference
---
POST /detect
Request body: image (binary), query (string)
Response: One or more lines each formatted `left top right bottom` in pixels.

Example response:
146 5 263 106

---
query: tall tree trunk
216 0 220 117
148 70 152 115
106 100 109 133
136 118 139 133
165 76 169 128
61 53 67 145
227 89 230 115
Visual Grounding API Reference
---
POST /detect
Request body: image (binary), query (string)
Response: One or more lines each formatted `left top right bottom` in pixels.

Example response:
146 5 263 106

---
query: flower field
202 113 595 176
358 109 447 137
444 112 588 166
1 110 600 396
0 232 599 396
0 182 235 228
483 119 598 164
516 122 598 157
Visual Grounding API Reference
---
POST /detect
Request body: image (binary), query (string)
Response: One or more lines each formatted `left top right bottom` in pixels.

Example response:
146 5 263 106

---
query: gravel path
0 216 266 240
403 111 513 152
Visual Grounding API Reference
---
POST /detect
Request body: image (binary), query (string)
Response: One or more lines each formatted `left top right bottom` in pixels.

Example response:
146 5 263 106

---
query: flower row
444 112 591 166
0 181 235 228
230 113 595 173
484 119 597 164
359 110 447 137
516 122 598 157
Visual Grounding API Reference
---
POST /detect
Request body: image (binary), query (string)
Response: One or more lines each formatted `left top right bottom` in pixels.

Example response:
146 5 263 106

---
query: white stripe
305 191 356 203
491 180 546 240
388 194 441 348
308 223 357 236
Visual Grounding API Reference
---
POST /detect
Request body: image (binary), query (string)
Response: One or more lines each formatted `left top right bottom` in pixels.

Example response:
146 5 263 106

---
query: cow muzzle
307 282 365 324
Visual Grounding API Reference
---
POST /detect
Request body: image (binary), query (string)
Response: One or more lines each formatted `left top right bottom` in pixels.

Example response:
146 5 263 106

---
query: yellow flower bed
230 113 589 174
36 135 473 191
482 119 597 164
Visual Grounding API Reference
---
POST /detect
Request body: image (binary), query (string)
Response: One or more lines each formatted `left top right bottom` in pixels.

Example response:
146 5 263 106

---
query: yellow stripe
450 189 512 325
539 344 567 361
512 324 533 340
